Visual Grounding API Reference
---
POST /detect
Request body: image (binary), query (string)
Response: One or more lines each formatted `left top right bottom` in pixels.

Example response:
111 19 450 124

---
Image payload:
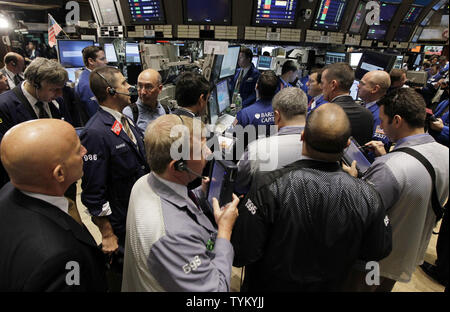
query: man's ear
346 138 351 148
393 115 402 128
52 165 65 183
274 109 281 124
300 130 305 141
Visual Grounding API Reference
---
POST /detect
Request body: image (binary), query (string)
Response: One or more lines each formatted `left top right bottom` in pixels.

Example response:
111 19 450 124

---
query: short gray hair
24 57 68 87
272 87 308 120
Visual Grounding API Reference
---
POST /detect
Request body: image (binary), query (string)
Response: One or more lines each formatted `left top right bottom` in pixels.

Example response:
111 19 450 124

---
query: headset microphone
175 159 207 179
185 166 208 179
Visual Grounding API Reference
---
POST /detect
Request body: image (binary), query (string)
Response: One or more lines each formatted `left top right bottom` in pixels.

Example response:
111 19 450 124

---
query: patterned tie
121 115 137 145
35 101 50 118
188 190 200 210
13 74 23 86
234 69 244 94
67 197 83 226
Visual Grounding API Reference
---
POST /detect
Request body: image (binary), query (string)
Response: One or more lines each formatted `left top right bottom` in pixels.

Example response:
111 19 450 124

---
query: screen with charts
424 46 443 56
125 42 140 63
403 6 422 23
380 3 398 22
325 52 346 65
350 52 363 68
127 0 165 24
216 80 230 113
104 43 118 63
313 0 348 31
184 0 231 25
394 25 413 42
253 0 298 26
393 55 404 69
348 1 366 34
257 56 273 70
366 23 388 40
57 40 94 68
219 46 240 79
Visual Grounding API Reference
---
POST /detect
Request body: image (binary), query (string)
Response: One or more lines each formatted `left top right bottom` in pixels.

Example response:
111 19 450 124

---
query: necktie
121 116 137 145
67 197 83 226
13 74 23 86
188 190 200 210
234 69 244 94
35 101 50 119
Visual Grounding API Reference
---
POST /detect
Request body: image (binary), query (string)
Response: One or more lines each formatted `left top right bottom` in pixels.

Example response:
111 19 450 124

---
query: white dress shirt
21 190 69 215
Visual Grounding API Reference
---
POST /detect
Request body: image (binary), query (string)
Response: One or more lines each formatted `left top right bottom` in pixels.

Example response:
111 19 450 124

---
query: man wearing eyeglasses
123 69 170 133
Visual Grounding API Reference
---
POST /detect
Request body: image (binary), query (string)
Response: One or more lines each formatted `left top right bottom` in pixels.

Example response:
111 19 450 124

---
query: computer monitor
219 45 240 79
424 46 443 56
124 0 166 24
394 25 413 42
414 54 422 67
325 52 346 65
125 42 140 64
393 55 404 69
350 52 363 68
104 43 118 63
420 10 434 26
216 80 230 113
257 56 273 71
65 67 83 83
262 46 276 56
252 56 258 68
411 27 423 43
57 40 94 68
350 80 360 101
252 0 298 27
348 1 367 34
183 0 231 25
355 51 397 80
313 0 348 31
403 6 422 23
432 0 447 10
209 88 219 124
380 2 398 22
366 23 388 40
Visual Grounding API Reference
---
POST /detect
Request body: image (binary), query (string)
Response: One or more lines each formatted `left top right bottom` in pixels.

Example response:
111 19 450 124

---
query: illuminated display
366 24 388 40
349 1 367 34
128 0 165 24
184 0 231 25
313 0 348 31
394 25 413 42
403 6 422 23
253 0 298 26
380 3 398 22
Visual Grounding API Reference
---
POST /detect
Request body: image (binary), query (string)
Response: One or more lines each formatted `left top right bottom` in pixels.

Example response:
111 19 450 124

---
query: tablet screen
208 160 226 207
343 139 372 173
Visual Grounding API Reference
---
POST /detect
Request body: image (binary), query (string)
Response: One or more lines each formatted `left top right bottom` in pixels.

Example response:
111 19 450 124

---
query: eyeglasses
137 84 156 91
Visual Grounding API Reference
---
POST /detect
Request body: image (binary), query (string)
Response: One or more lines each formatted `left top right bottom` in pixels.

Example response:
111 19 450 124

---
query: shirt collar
395 133 433 148
4 67 15 80
101 105 124 122
21 81 38 106
365 101 378 110
20 190 69 215
331 94 351 102
280 77 289 86
153 173 189 203
277 126 304 136
137 99 162 113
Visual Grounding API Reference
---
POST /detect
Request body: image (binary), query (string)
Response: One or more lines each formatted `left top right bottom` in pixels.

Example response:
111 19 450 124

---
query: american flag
48 14 62 48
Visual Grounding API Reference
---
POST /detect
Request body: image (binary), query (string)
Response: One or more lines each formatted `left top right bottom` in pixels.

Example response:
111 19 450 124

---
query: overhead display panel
380 2 398 22
348 1 367 34
432 0 447 10
403 6 422 23
312 0 348 31
366 23 388 40
413 0 432 5
126 0 165 24
253 0 298 27
394 24 413 42
183 0 232 25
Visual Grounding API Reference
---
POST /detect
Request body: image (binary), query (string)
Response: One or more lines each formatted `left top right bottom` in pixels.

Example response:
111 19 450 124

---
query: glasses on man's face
137 84 156 91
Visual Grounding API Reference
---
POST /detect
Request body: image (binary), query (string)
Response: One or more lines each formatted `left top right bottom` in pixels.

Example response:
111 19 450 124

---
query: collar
137 99 162 113
21 81 39 106
101 105 124 122
280 77 290 86
277 126 304 136
20 190 69 215
365 100 378 110
3 67 15 80
331 94 351 102
153 173 189 202
394 133 434 149
176 107 197 117
314 94 323 101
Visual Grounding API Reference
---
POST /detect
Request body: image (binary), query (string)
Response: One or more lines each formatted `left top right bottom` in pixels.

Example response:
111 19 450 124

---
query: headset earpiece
34 83 40 90
12 61 16 66
107 87 116 96
174 159 187 172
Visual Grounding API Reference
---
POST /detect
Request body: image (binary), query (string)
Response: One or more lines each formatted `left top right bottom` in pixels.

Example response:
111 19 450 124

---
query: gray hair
24 57 68 87
272 87 308 120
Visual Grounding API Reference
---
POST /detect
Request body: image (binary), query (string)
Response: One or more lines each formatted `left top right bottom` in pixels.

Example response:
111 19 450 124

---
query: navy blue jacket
236 98 275 140
0 85 72 187
229 64 260 108
75 69 99 118
80 109 149 239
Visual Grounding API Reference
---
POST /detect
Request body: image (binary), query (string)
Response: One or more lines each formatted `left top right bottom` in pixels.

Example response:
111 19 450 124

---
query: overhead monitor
313 0 348 31
413 0 432 4
325 52 346 65
57 40 94 68
95 0 120 25
253 0 298 27
355 50 397 80
350 52 363 68
125 0 166 24
262 46 276 56
394 25 413 42
424 46 443 55
411 27 423 43
414 53 422 67
380 2 398 22
393 55 404 69
350 80 360 101
410 45 422 53
403 6 422 23
348 1 367 34
252 56 258 68
257 55 273 70
366 23 388 40
216 80 231 113
65 67 83 83
432 0 447 11
125 42 141 63
104 43 118 63
183 0 231 25
420 10 434 26
219 45 240 79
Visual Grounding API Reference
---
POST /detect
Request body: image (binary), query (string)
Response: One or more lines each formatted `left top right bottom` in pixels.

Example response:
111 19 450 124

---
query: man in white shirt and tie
1 52 25 90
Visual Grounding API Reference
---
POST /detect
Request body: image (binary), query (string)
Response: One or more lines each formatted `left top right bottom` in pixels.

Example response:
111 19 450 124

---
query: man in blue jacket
75 46 108 119
229 47 260 108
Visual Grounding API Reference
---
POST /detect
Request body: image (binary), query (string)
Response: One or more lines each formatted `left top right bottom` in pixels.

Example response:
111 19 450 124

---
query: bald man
1 52 25 89
231 103 392 291
123 69 170 132
0 119 106 291
357 70 391 145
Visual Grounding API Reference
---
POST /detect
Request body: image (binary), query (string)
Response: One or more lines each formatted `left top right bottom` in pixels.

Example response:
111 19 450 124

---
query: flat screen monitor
393 55 404 69
349 1 367 34
394 25 413 42
366 23 388 40
262 46 276 56
413 0 432 5
183 0 231 25
125 42 140 64
252 56 258 68
253 0 298 27
414 54 422 67
216 80 230 113
219 45 240 79
65 67 83 83
325 52 346 65
104 43 118 63
420 10 434 26
95 0 120 26
432 0 447 10
411 27 423 43
313 0 348 31
350 80 360 100
209 88 219 124
126 0 166 24
257 55 273 70
355 50 396 80
403 6 422 23
57 40 94 68
380 2 398 22
350 52 363 68
424 46 443 55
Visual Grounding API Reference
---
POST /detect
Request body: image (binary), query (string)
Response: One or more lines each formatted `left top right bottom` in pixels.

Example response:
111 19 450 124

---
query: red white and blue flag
48 14 62 48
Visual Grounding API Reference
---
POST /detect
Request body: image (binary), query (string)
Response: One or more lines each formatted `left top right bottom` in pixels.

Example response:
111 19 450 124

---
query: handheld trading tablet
207 159 238 209
342 136 372 174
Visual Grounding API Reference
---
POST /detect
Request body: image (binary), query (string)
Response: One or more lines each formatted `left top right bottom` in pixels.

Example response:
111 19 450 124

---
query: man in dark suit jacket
0 119 106 291
321 62 374 145
0 57 72 188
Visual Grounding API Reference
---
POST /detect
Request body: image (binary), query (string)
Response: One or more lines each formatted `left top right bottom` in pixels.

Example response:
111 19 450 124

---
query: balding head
1 119 86 195
302 103 351 161
358 70 391 103
137 69 163 109
4 52 25 74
